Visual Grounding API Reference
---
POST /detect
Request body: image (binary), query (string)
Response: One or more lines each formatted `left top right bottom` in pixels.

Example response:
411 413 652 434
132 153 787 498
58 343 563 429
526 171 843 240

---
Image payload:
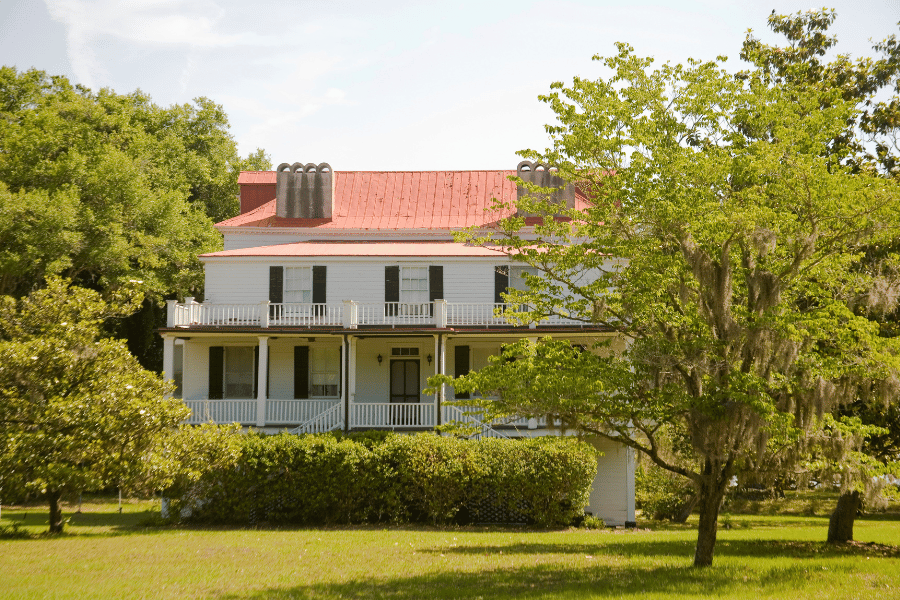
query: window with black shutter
494 265 509 304
429 265 443 316
454 345 470 399
385 265 399 316
294 346 309 399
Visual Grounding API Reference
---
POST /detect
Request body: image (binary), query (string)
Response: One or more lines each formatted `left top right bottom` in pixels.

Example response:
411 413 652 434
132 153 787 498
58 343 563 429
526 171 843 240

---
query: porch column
256 336 269 427
436 334 445 427
166 300 177 327
342 334 351 433
349 336 358 428
434 299 447 328
162 335 174 398
185 297 195 325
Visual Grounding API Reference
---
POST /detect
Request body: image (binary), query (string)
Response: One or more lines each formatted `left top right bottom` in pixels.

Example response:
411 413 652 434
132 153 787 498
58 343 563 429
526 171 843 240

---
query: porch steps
289 403 343 434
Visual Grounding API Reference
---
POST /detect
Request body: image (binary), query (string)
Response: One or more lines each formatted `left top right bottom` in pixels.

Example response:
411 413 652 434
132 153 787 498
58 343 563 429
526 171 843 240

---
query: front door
390 359 420 425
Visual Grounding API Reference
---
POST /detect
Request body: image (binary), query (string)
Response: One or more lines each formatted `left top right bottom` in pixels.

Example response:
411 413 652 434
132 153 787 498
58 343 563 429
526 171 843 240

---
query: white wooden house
160 161 636 526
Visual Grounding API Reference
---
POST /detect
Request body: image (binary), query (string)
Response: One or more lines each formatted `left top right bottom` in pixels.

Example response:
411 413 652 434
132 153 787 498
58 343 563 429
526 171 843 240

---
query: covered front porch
162 330 609 434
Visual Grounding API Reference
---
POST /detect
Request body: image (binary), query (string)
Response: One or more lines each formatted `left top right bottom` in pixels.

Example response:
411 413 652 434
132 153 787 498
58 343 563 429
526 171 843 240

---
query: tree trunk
827 490 860 544
693 462 728 567
674 494 699 523
48 490 64 534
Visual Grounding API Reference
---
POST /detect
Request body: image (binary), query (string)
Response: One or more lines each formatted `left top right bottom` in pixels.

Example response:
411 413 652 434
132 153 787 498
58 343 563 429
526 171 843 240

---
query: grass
1 494 899 599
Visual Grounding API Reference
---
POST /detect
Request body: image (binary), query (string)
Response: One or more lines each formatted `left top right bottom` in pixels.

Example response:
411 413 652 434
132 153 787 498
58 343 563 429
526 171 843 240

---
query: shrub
167 432 597 527
635 463 696 521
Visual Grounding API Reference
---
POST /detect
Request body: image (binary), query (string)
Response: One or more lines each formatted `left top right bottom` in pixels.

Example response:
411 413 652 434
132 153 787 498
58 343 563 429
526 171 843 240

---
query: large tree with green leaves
0 67 270 368
431 41 900 566
741 10 900 542
0 278 189 533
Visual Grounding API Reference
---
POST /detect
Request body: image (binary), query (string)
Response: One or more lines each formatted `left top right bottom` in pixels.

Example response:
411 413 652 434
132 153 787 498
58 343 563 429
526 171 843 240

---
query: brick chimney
275 162 334 219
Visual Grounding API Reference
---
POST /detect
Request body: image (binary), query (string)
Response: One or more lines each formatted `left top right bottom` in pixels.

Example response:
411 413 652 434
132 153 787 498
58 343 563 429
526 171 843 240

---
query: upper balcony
165 299 589 330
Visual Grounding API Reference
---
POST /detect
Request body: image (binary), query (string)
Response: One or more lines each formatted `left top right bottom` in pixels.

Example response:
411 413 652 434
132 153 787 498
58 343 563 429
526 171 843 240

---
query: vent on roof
275 162 333 219
515 160 575 216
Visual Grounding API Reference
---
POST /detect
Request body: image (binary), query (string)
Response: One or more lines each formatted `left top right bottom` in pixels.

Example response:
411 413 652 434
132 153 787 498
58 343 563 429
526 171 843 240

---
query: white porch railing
441 405 511 439
446 303 527 326
351 402 436 428
194 303 261 326
181 398 540 435
290 402 344 434
184 399 256 424
357 302 434 326
269 303 342 326
167 300 589 329
266 399 340 424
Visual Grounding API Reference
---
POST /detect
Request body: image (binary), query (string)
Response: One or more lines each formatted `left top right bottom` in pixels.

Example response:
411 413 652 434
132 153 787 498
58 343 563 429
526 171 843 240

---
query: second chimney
275 162 333 219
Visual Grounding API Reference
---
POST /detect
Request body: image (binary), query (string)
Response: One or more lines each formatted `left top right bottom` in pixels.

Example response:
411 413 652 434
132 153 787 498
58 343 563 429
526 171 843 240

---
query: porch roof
200 241 510 259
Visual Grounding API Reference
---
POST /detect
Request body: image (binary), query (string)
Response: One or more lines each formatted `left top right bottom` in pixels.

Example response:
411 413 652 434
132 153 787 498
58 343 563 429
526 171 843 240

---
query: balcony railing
167 299 586 329
183 399 543 435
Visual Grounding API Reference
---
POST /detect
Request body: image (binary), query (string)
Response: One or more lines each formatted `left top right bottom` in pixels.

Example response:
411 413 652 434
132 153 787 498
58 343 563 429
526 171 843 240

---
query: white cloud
44 0 273 88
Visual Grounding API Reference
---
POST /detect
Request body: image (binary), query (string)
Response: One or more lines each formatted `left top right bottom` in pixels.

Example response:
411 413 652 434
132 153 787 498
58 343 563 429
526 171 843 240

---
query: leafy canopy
431 39 900 566
0 277 189 532
0 67 267 299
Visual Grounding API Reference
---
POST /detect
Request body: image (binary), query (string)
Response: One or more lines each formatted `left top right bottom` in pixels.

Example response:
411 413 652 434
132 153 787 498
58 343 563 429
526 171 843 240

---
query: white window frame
284 266 312 303
400 266 429 314
223 346 255 399
309 346 340 398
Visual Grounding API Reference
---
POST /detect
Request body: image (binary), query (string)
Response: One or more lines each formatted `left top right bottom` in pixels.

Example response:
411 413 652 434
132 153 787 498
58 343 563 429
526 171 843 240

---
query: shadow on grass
0 508 165 538
209 560 844 600
419 538 900 560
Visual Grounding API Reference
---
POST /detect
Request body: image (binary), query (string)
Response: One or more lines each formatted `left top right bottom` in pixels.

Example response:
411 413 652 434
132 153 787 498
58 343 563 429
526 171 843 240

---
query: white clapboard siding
182 341 210 401
202 259 513 306
204 261 270 304
325 262 387 304
587 437 636 527
224 233 307 252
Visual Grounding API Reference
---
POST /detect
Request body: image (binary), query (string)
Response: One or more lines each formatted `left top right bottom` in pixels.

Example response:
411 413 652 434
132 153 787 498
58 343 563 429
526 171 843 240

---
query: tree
430 43 900 566
741 10 900 542
0 67 270 369
0 278 189 533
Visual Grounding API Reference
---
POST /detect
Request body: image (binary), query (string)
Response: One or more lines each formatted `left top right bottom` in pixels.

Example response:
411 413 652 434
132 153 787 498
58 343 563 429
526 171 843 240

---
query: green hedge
168 432 597 527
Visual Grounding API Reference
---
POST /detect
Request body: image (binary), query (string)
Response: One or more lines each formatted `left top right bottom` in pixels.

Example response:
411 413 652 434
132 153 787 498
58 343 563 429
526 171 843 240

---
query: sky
1 0 898 171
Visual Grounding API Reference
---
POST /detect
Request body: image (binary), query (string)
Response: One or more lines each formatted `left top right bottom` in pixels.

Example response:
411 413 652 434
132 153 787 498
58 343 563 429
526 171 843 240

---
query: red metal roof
237 171 277 184
222 170 518 230
201 241 510 258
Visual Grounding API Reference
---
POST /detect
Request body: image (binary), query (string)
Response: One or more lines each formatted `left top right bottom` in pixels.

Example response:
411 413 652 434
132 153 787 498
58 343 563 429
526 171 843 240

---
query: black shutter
494 266 509 304
313 266 327 316
385 265 399 316
454 345 470 399
253 346 260 398
294 346 309 399
429 265 443 316
312 266 327 303
269 266 284 303
270 266 283 319
209 346 224 400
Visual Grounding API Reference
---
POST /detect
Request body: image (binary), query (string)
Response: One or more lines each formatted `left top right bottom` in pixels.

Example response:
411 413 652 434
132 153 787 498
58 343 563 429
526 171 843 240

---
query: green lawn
1 495 899 599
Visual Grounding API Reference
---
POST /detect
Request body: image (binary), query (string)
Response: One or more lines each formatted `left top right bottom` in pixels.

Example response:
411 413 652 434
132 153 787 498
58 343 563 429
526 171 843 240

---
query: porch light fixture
427 354 433 365
377 354 383 365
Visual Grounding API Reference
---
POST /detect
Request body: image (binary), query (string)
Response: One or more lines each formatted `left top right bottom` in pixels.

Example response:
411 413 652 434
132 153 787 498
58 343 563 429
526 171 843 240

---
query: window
285 267 312 303
391 347 420 356
510 266 539 291
224 347 255 398
401 266 428 311
309 347 339 397
173 343 184 399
